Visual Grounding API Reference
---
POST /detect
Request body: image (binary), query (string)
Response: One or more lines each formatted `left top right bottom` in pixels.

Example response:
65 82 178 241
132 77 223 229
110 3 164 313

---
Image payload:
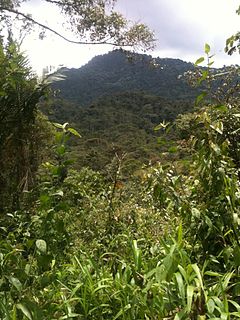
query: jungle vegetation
0 2 240 319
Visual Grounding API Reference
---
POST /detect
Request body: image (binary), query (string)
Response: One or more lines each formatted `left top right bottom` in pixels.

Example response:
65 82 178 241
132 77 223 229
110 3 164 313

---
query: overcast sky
21 0 240 75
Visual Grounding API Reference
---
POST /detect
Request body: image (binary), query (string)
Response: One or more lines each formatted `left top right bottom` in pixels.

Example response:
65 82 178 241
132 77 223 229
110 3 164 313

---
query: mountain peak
53 50 198 105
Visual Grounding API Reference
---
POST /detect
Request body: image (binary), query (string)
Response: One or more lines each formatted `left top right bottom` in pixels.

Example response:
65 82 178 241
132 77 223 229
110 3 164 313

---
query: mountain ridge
52 49 200 106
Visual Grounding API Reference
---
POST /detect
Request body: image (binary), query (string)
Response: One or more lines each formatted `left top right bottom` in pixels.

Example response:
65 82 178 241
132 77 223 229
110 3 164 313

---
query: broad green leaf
56 144 66 155
205 43 211 54
175 272 185 300
201 70 209 81
195 56 204 65
222 271 234 291
214 105 228 113
178 265 188 282
53 122 63 129
16 304 33 320
192 264 204 290
36 239 47 254
8 276 22 292
68 127 82 138
187 285 194 312
229 299 240 312
207 298 215 314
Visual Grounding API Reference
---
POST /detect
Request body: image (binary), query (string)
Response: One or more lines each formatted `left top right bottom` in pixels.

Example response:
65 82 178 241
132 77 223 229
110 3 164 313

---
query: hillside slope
52 50 199 106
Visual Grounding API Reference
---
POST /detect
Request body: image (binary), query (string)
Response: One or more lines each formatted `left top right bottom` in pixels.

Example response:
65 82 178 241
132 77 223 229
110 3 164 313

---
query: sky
20 0 240 75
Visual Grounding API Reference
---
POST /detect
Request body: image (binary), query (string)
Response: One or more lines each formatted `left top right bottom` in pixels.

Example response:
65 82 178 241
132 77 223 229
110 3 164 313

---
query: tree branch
0 6 129 46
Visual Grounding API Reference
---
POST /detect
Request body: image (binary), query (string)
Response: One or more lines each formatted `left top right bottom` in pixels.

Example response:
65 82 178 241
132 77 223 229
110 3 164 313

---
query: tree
0 38 49 211
0 0 155 51
225 5 240 55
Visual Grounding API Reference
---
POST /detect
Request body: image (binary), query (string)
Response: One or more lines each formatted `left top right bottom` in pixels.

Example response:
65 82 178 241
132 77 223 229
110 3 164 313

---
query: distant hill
52 49 200 106
45 50 207 173
45 91 192 173
44 50 238 173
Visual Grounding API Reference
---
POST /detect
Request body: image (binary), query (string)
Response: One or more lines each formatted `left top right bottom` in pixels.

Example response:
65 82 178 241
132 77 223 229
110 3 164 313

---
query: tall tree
0 0 155 51
0 39 47 211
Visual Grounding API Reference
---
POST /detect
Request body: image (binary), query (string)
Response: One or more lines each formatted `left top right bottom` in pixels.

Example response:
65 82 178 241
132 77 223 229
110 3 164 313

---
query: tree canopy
0 0 155 50
225 4 240 55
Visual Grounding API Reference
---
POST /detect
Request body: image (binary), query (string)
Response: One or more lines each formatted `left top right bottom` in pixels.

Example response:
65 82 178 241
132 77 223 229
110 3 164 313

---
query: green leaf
233 246 240 267
56 144 66 156
192 264 204 290
187 285 194 312
113 304 131 320
8 276 22 292
215 105 228 113
205 43 211 54
175 272 185 300
196 92 207 105
16 304 33 320
195 57 204 65
53 122 63 129
36 239 47 254
68 127 82 138
204 271 222 277
229 300 240 312
222 271 234 291
168 146 178 153
177 222 183 245
207 298 215 314
132 240 142 272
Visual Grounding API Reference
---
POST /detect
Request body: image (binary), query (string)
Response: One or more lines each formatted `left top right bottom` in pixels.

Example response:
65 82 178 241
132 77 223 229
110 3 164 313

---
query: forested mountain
46 50 201 171
52 49 200 105
46 92 192 172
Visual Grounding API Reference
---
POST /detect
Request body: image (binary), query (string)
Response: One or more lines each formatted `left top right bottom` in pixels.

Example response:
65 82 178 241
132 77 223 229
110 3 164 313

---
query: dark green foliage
0 40 48 211
52 50 200 105
45 91 192 173
1 25 240 320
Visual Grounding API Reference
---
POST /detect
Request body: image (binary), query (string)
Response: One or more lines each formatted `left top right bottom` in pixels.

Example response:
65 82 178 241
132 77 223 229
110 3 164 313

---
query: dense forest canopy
51 50 200 105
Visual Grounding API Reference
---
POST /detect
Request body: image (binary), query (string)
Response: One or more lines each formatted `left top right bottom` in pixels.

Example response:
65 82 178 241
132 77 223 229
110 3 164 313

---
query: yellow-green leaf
205 43 210 54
